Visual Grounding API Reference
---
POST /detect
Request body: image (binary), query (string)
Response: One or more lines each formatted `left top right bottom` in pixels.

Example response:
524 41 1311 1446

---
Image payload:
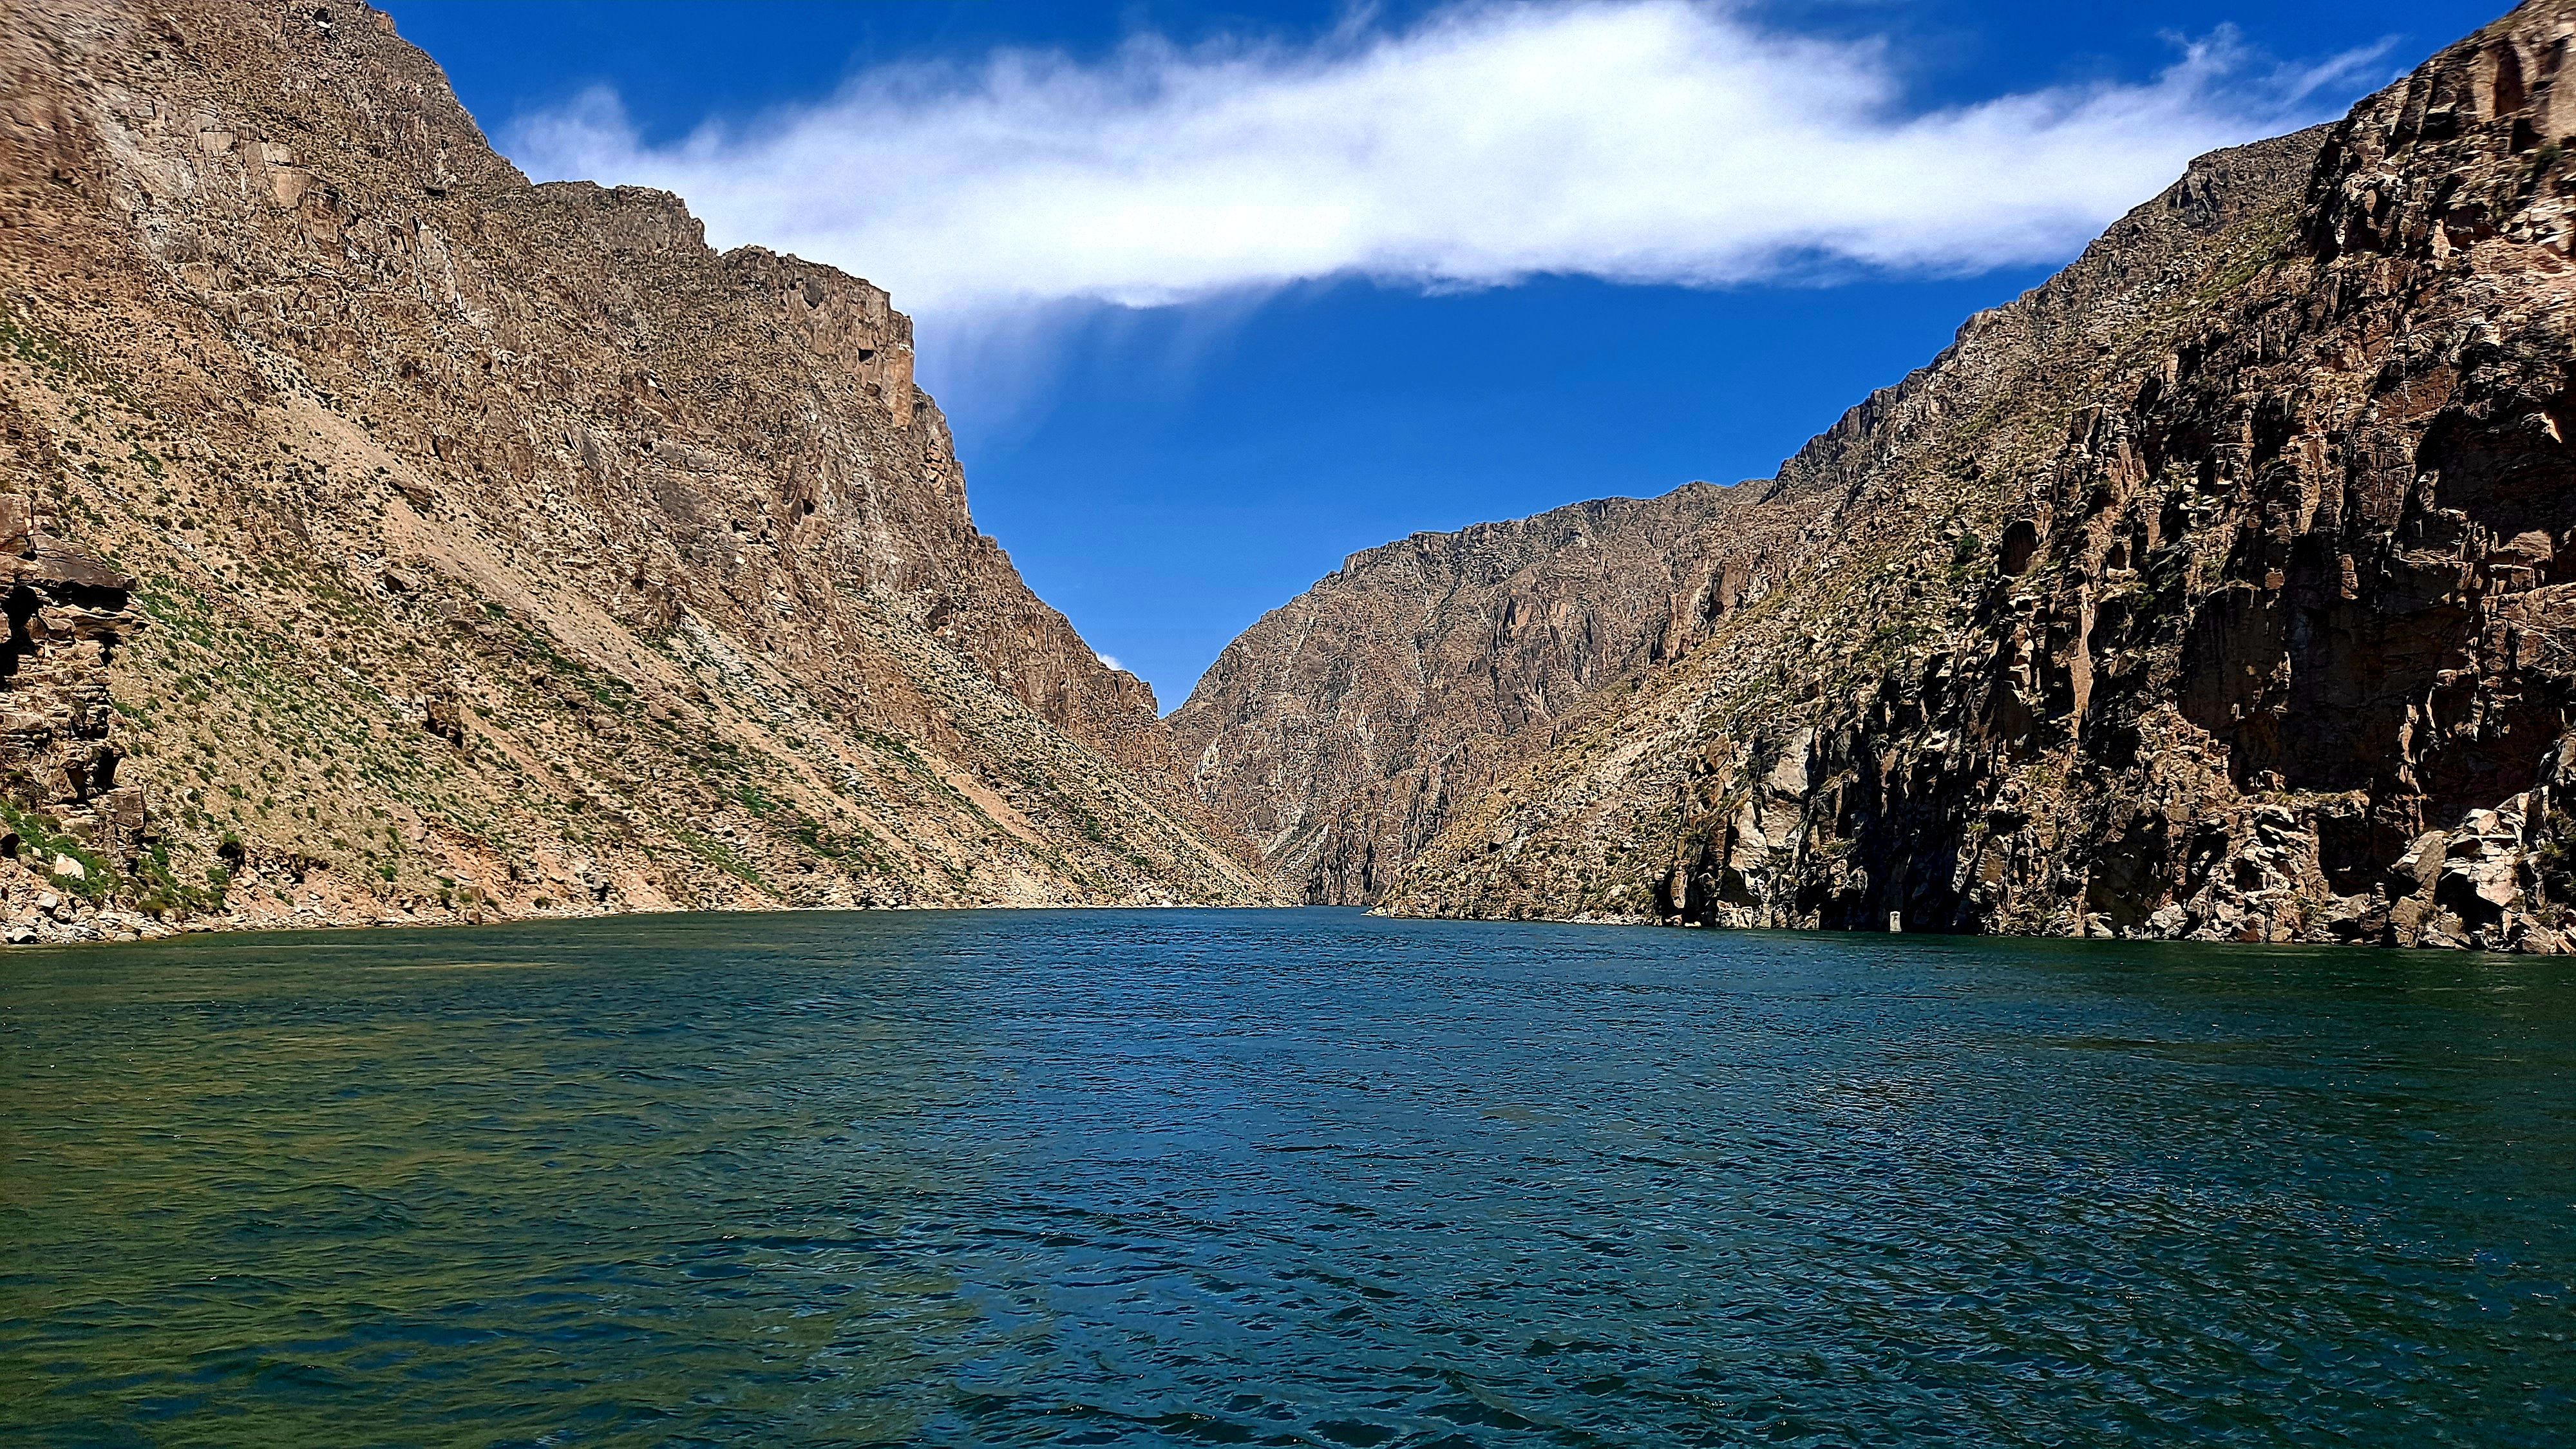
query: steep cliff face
1377 0 2576 951
1189 116 2334 912
0 0 1277 940
1168 485 1823 902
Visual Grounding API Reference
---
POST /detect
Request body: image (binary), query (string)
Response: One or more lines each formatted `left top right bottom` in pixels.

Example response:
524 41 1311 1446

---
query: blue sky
382 0 2497 708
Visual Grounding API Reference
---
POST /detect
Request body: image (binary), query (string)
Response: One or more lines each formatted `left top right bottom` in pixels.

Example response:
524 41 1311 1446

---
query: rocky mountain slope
1210 0 2576 951
0 0 1278 942
1180 119 2329 910
1169 485 1812 903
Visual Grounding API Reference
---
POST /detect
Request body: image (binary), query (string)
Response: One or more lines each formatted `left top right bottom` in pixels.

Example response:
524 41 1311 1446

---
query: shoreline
17 895 2553 954
1 895 1329 949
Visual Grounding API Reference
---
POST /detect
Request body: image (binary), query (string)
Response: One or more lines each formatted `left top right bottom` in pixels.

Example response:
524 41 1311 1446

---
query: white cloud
1097 653 1124 672
504 1 2387 320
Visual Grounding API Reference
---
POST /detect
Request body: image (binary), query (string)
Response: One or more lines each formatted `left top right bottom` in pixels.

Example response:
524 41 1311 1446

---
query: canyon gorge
8 0 2576 952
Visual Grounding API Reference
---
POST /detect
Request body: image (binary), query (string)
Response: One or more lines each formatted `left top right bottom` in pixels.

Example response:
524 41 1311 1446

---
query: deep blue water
3 909 2571 1445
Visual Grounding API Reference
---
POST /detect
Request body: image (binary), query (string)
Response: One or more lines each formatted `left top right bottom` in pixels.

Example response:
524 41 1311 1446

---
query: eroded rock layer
1168 486 1817 904
1220 1 2576 950
0 0 1277 940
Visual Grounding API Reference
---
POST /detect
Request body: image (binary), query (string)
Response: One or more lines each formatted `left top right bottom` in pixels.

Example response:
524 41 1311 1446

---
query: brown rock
1170 486 1808 903
0 0 1280 931
1221 1 2576 952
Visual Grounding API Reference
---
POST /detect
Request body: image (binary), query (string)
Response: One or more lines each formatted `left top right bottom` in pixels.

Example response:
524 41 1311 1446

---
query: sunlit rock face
1219 2 2576 951
0 0 1279 940
1168 484 1808 905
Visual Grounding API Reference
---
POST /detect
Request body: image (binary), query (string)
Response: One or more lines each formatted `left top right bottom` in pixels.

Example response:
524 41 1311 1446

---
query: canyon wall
0 0 1278 941
1167 485 1812 903
1213 1 2576 950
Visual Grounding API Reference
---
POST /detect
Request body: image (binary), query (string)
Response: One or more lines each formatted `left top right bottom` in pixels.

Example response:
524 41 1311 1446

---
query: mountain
1168 484 1804 904
1193 0 2576 951
0 0 1280 942
1178 120 2330 911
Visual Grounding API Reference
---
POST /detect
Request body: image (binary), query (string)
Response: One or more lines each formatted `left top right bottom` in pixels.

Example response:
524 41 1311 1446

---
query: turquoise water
2 909 2571 1446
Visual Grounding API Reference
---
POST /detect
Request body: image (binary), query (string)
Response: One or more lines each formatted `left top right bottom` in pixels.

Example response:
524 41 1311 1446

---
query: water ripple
3 910 2572 1445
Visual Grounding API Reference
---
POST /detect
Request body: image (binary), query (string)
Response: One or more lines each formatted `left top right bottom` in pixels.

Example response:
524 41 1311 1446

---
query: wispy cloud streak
506 1 2387 317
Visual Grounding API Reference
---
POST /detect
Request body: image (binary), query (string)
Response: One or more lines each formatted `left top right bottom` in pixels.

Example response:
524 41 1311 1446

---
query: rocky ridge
1210 0 2576 951
0 0 1278 942
1168 484 1816 903
1181 118 2328 914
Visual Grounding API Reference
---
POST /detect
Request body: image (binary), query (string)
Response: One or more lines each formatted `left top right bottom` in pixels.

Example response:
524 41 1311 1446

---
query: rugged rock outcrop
0 0 1278 940
0 493 151 931
1168 486 1816 902
1225 1 2576 950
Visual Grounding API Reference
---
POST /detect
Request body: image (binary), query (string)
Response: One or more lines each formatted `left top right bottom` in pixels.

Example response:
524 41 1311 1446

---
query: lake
3 909 2571 1445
